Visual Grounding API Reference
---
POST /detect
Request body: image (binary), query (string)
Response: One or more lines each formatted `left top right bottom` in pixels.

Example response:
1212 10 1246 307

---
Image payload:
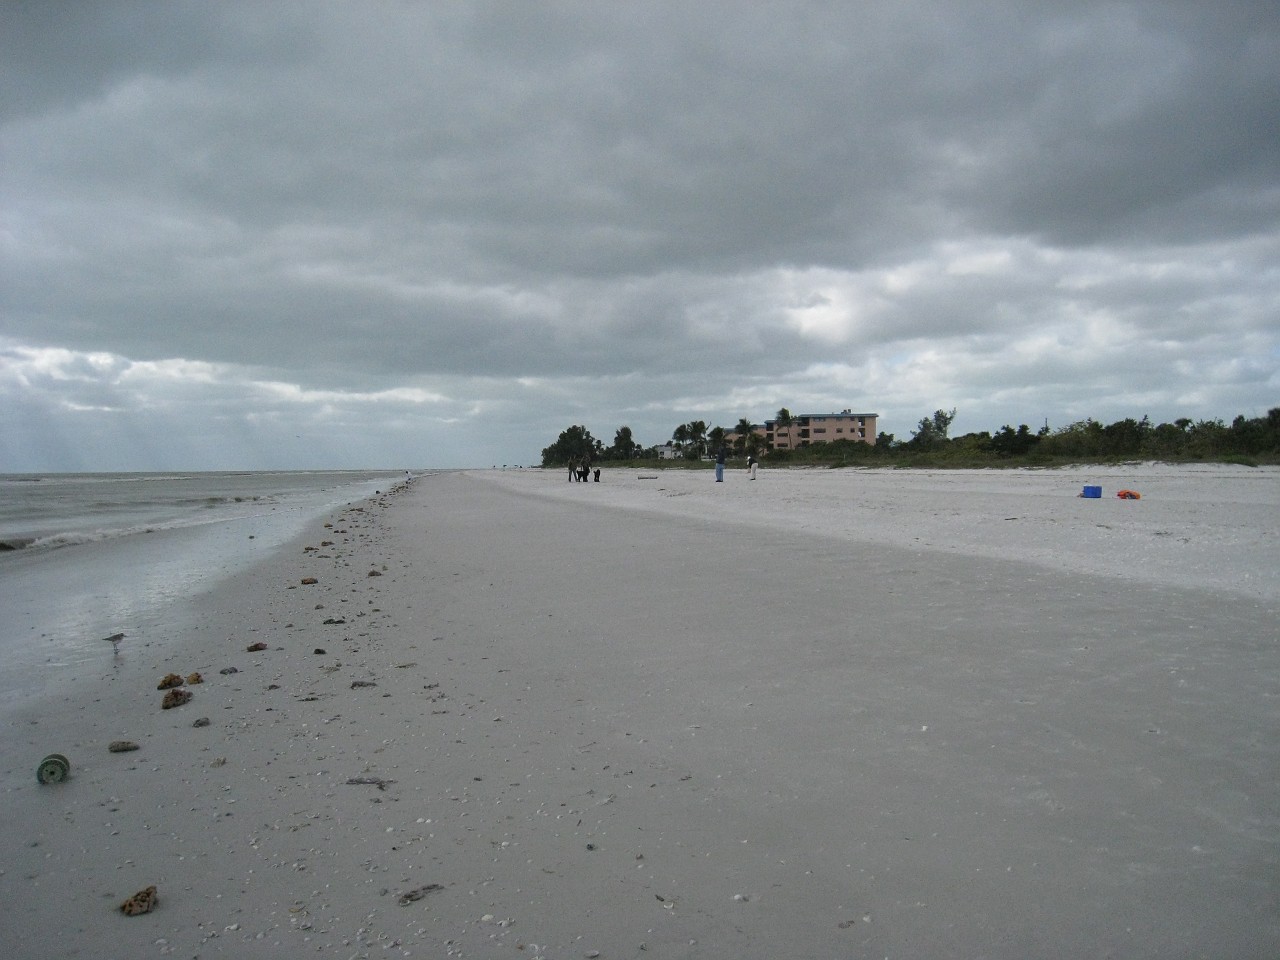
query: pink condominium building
730 409 879 451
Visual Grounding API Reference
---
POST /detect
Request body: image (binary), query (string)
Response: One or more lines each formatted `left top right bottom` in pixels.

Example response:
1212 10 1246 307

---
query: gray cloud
2 1 1277 469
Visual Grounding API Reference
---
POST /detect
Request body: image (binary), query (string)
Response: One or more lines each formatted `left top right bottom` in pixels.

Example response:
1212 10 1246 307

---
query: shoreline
0 472 412 714
1 467 1276 958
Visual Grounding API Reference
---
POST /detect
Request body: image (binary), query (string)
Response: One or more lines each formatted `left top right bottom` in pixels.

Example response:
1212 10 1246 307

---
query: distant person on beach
568 459 577 482
715 445 727 482
593 468 601 482
746 454 758 480
578 458 592 483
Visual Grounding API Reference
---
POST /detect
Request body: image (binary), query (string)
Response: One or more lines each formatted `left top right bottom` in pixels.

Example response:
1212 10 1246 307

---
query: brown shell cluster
120 885 157 916
161 688 193 710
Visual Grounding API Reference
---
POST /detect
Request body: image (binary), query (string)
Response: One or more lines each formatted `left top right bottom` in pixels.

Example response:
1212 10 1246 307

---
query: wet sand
2 465 1277 958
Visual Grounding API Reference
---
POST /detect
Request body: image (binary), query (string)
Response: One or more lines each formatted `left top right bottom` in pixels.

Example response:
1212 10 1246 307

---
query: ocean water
0 470 412 712
0 471 412 551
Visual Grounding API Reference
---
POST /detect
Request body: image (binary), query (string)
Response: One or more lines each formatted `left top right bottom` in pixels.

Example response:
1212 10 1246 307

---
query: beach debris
367 569 382 577
351 680 377 689
246 641 267 652
210 757 227 767
346 776 395 791
398 883 443 905
186 672 203 685
219 666 239 675
108 740 140 753
300 577 319 585
157 673 185 690
322 617 346 625
313 648 326 655
36 753 70 784
119 885 158 916
267 683 281 690
161 688 193 710
192 717 211 728
1117 489 1142 499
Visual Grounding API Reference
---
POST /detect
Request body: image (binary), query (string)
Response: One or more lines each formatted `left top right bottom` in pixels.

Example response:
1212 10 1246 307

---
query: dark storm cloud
1 1 1276 469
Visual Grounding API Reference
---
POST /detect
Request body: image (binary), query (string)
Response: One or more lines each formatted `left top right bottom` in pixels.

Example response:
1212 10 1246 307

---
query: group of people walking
567 458 600 482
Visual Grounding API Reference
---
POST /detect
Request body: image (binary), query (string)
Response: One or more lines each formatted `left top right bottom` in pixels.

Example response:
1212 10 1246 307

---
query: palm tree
672 423 690 453
774 407 793 451
733 417 754 456
687 420 708 459
709 425 727 454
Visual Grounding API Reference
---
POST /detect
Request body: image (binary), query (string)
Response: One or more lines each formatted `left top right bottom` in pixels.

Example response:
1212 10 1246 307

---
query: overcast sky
3 1 1277 470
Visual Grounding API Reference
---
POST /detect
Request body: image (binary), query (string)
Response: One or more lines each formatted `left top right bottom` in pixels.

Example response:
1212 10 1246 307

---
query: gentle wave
0 474 199 486
2 513 266 554
1 470 409 554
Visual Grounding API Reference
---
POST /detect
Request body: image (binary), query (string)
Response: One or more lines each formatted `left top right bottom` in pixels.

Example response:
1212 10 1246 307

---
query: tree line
541 407 1280 468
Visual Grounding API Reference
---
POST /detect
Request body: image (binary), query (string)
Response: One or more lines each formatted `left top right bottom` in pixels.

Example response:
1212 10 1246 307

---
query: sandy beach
2 464 1277 959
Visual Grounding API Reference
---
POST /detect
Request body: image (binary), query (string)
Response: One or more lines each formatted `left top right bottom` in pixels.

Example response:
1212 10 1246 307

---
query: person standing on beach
747 454 758 480
715 445 727 482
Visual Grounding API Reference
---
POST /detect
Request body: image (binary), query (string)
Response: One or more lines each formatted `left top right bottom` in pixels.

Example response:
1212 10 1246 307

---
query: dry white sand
2 465 1277 958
